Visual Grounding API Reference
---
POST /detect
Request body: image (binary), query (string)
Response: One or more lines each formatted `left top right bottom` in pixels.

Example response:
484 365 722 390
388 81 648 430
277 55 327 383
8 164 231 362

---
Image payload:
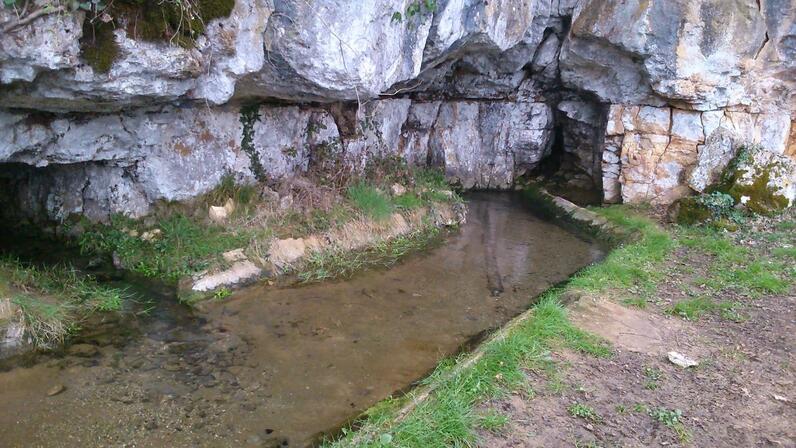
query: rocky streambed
0 192 604 447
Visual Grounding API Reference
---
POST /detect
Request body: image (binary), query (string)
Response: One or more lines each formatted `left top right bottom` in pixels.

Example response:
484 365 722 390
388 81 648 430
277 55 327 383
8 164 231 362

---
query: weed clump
347 183 394 221
79 214 249 282
568 403 601 422
0 257 127 348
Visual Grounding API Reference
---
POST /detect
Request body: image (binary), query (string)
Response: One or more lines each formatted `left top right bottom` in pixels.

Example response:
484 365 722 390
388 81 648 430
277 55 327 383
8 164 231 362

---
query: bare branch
1 4 66 34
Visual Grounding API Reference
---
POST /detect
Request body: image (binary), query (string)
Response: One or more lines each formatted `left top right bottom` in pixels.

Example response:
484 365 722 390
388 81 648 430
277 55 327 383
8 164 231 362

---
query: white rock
688 127 737 193
268 238 307 270
191 261 261 292
208 203 230 223
222 248 247 263
668 351 699 368
391 184 407 196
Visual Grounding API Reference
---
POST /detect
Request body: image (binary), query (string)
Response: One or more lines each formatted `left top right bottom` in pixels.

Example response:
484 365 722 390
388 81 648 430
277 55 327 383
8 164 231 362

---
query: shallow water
0 193 605 447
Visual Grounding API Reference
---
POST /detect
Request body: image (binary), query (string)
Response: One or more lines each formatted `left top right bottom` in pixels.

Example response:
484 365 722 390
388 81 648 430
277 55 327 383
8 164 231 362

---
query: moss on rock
714 146 791 216
79 0 235 72
726 167 789 216
673 196 713 226
80 20 120 74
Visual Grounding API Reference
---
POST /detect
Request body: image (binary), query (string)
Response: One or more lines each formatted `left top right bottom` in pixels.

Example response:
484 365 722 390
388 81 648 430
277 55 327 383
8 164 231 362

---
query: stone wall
601 106 793 205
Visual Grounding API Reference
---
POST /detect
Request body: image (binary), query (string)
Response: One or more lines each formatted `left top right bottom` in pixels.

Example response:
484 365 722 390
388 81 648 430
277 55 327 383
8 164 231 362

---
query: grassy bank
76 164 462 297
0 257 127 349
325 203 795 447
297 225 443 283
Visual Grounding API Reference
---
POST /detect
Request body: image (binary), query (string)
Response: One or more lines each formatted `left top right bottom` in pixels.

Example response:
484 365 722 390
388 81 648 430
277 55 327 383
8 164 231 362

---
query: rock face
0 0 794 221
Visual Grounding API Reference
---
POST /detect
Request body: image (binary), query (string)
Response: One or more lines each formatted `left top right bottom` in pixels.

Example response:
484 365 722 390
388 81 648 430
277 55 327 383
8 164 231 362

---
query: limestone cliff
0 0 794 221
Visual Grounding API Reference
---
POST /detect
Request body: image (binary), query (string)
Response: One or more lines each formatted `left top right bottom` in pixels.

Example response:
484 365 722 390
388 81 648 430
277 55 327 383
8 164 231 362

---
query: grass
201 174 258 216
0 257 128 348
476 410 509 433
347 183 395 221
568 206 675 294
772 247 796 259
298 226 442 283
677 226 791 297
79 214 250 282
621 297 648 309
393 193 424 210
666 297 743 322
643 366 663 390
648 407 690 442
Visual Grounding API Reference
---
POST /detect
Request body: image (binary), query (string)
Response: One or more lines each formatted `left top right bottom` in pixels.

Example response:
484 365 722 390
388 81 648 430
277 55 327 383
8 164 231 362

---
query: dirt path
477 214 795 448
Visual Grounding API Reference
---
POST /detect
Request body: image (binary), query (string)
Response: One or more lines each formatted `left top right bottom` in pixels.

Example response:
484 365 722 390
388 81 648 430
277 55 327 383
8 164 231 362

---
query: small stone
140 228 162 242
222 248 247 263
667 351 699 368
279 194 294 210
772 394 789 402
209 207 228 222
47 384 66 396
390 183 407 196
112 251 123 269
209 198 236 223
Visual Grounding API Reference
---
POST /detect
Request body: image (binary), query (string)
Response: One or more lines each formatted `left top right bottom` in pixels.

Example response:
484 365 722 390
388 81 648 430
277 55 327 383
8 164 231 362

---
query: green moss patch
79 0 235 72
714 146 790 216
726 167 789 215
80 20 120 74
673 192 742 226
673 196 712 226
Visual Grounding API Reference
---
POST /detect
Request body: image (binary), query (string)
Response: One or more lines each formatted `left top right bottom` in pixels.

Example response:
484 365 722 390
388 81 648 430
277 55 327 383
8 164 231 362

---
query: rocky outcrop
601 105 792 205
1 0 794 221
0 97 554 221
428 101 553 188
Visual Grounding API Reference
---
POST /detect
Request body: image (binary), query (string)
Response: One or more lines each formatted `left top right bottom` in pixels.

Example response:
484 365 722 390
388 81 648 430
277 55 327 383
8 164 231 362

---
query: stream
0 192 605 447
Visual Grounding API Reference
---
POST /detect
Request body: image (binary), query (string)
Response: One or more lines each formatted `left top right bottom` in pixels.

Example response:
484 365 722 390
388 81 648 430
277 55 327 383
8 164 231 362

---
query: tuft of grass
643 366 663 390
772 247 796 259
1 257 127 348
201 174 257 215
393 193 423 210
568 403 601 422
776 221 796 232
678 228 749 264
298 226 442 284
667 297 744 322
347 182 394 221
415 168 460 203
727 260 789 294
667 296 715 320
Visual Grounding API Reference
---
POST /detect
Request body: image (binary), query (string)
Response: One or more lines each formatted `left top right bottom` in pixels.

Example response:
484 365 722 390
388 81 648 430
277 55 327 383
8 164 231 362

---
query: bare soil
478 216 795 448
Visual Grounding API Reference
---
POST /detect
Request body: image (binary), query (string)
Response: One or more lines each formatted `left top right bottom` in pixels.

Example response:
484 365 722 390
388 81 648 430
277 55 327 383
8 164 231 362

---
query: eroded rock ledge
1 0 795 222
